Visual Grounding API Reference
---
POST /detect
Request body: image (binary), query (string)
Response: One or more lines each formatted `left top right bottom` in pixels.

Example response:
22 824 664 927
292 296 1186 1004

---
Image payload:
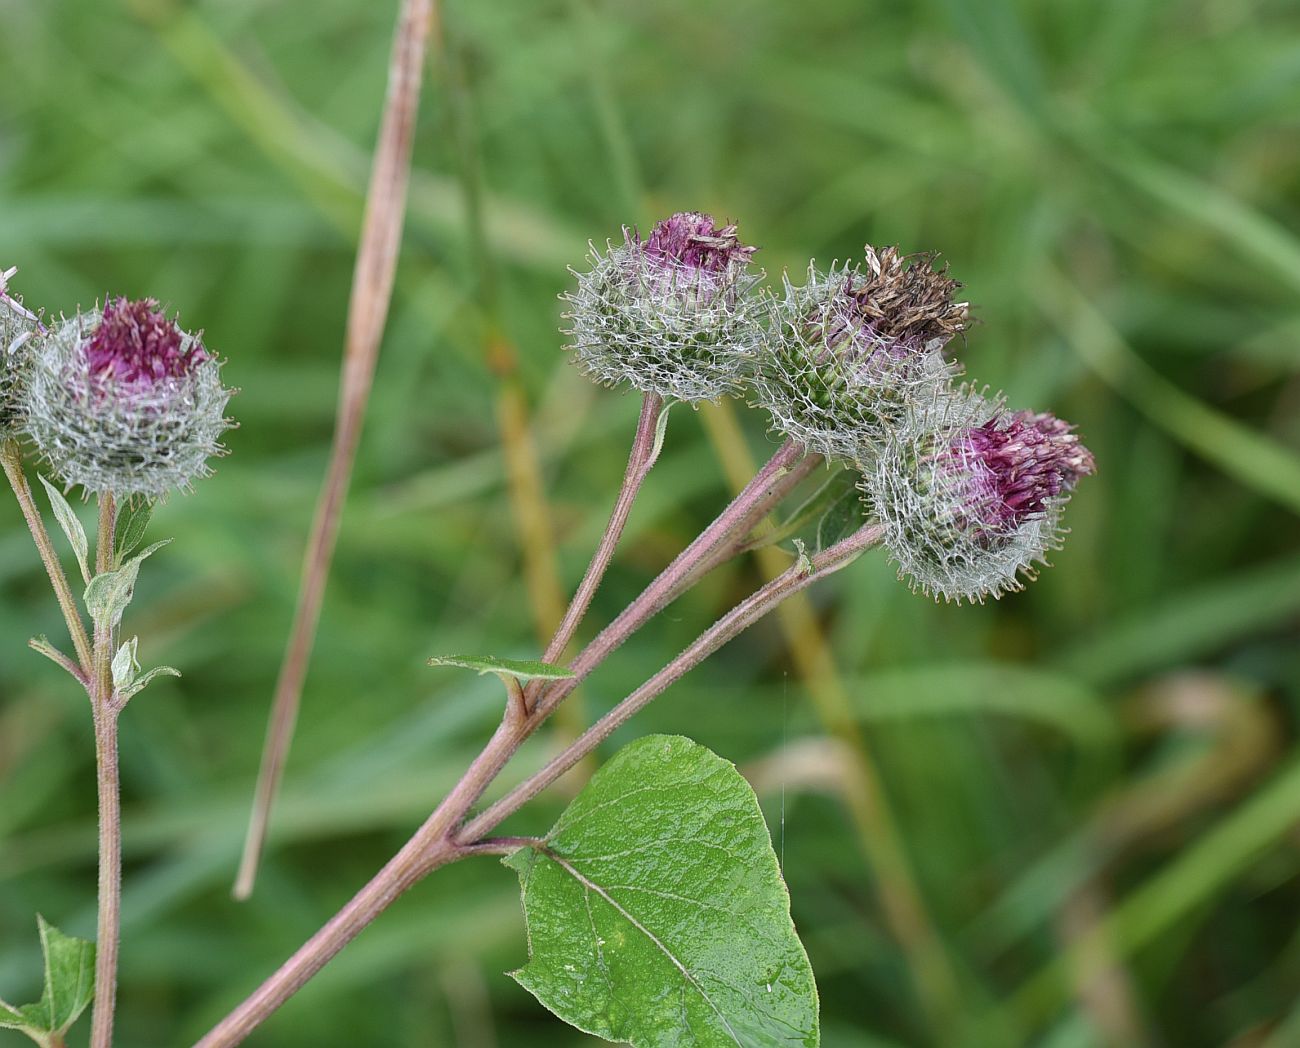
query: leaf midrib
543 849 745 1047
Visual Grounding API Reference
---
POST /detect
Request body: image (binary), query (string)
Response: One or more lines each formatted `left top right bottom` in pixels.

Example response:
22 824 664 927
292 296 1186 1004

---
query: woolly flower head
863 390 1095 602
1 267 42 440
562 211 763 402
25 297 232 498
752 246 970 463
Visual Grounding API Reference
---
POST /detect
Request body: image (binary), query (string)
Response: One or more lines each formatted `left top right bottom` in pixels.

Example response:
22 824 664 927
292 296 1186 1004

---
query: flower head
752 246 970 463
562 211 763 402
85 297 208 384
0 267 42 440
25 297 232 498
863 391 1095 602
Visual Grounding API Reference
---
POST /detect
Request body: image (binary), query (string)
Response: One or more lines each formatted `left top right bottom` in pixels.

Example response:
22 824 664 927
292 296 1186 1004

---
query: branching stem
197 515 882 1046
532 438 807 723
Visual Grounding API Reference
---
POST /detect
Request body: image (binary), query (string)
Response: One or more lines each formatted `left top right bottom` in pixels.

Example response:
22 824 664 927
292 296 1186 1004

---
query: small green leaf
507 734 819 1048
650 399 676 462
27 637 79 686
0 916 95 1043
119 665 181 702
111 637 140 690
759 466 854 554
112 499 153 565
83 539 170 629
427 654 575 682
38 476 89 585
814 482 868 553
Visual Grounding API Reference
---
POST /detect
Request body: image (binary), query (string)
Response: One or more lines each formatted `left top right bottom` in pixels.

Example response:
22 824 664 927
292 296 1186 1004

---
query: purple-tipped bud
638 211 757 278
864 393 1096 602
85 297 208 385
564 211 764 402
951 411 1096 535
25 299 232 498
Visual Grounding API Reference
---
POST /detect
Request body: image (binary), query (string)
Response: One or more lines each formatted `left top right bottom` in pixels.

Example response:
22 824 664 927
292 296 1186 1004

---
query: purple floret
952 410 1096 532
636 211 755 274
85 298 206 385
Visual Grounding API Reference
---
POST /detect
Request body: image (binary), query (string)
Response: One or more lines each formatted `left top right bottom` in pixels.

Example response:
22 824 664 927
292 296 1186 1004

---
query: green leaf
0 916 95 1043
427 654 575 682
38 476 89 585
28 636 77 678
814 482 867 553
112 637 140 691
109 635 179 702
761 466 855 554
83 539 170 629
112 499 153 566
650 399 676 462
119 665 181 702
506 734 819 1048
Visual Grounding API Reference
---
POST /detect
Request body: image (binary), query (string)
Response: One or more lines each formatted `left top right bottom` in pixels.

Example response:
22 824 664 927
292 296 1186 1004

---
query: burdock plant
1 207 1094 1047
0 279 232 1048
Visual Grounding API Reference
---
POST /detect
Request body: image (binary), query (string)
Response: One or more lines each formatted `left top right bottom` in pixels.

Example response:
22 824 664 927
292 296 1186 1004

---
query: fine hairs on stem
89 493 119 1048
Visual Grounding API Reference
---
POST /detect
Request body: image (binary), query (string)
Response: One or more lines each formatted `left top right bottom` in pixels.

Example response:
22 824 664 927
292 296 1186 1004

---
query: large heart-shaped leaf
506 734 819 1047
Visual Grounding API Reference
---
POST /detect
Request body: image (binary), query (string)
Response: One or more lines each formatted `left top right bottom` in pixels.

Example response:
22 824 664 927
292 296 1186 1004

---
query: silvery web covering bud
0 267 42 440
25 297 232 498
863 390 1096 602
563 211 764 402
752 246 970 463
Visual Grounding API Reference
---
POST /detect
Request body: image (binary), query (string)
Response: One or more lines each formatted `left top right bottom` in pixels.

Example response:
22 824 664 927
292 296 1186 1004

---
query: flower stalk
531 391 664 694
0 439 93 671
89 493 120 1048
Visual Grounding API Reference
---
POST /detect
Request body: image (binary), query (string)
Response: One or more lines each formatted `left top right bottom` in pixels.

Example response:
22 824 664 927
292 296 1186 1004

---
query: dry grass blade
233 0 437 901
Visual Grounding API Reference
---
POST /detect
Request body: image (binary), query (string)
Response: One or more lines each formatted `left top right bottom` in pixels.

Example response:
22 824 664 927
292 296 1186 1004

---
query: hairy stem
198 702 528 1048
533 438 806 721
89 493 119 1048
663 449 823 601
537 392 664 672
461 523 883 842
0 440 93 671
236 0 437 902
201 521 882 1045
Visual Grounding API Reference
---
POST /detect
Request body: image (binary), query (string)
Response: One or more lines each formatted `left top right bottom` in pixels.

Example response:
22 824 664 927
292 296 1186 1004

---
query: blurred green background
3 0 1299 1045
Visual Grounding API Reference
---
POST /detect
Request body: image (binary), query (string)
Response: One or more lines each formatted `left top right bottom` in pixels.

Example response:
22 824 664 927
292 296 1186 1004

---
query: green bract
861 390 1065 603
752 263 957 464
563 240 765 403
24 310 232 498
0 278 40 441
